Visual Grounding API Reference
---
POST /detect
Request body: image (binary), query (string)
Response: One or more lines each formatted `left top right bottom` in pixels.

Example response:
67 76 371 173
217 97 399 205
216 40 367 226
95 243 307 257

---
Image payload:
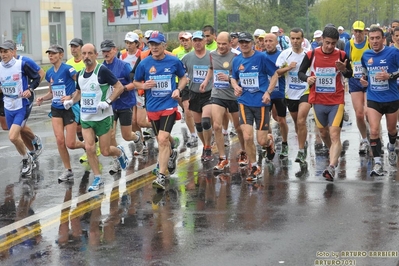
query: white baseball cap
125 32 139 42
338 26 344 31
180 32 193 39
270 26 280 33
253 29 266 37
144 30 153 38
313 30 323 38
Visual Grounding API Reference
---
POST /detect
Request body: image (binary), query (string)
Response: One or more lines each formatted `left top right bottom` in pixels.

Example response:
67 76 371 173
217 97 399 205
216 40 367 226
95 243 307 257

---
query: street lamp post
214 0 218 33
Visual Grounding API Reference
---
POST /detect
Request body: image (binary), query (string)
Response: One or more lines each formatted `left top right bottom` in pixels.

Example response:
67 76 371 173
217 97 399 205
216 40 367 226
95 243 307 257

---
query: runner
263 33 289 159
182 31 213 161
66 38 101 164
37 44 86 182
100 39 143 174
133 31 188 190
200 31 245 171
176 32 198 148
203 25 217 51
230 32 277 181
360 27 399 176
344 21 371 155
0 41 41 177
0 40 44 161
298 26 353 181
63 43 130 191
274 27 310 164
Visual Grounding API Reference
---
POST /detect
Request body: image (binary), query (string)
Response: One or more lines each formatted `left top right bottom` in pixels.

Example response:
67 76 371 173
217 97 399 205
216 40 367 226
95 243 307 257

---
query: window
81 12 95 44
49 12 64 45
11 11 30 54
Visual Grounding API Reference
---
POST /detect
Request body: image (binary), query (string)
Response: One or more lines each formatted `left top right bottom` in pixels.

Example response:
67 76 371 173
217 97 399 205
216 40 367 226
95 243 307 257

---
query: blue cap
148 31 166 44
192 31 204 40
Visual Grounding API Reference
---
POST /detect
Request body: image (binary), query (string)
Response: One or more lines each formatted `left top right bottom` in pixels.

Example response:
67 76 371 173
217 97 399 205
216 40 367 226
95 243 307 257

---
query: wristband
105 98 112 105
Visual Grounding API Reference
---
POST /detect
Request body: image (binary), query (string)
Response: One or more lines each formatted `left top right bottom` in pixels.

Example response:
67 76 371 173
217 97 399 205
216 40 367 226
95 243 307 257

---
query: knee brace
370 138 381 158
388 132 397 145
195 122 203 133
202 117 212 131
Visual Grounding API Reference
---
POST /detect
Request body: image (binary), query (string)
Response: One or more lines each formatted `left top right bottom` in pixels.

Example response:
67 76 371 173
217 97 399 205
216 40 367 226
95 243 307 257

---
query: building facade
0 0 103 64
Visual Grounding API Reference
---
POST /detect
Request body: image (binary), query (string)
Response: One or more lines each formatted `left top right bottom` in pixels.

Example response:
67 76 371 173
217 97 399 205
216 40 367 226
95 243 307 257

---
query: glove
97 101 110 110
63 99 74 110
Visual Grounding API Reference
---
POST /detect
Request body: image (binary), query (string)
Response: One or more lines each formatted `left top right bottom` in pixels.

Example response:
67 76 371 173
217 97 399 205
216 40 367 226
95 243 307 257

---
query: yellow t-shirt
66 58 85 72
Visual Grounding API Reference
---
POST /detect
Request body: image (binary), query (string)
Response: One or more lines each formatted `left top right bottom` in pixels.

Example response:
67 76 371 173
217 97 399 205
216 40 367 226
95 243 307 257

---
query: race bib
315 67 336 93
193 65 208 83
369 70 388 91
81 93 98 113
1 82 19 97
287 71 306 90
239 72 259 93
52 85 66 105
151 75 172 97
353 61 363 79
213 70 229 89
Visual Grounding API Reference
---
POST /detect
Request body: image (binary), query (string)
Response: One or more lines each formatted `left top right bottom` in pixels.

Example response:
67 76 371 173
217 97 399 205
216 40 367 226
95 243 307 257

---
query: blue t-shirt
45 63 77 109
339 32 351 43
311 41 320 50
102 57 135 109
134 54 185 112
17 55 41 72
361 46 399 103
231 51 275 107
265 50 285 100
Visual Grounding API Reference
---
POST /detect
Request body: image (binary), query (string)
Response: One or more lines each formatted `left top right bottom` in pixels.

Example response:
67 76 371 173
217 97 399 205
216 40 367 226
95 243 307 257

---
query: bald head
82 43 97 53
216 31 231 55
217 31 231 43
264 33 278 53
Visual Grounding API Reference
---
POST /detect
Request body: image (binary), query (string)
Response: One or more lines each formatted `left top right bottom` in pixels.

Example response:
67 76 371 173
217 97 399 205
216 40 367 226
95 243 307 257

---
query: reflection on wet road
1 102 399 265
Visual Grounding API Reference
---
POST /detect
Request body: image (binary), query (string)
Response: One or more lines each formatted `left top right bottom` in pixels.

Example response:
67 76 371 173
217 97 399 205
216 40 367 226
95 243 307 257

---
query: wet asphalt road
1 94 399 266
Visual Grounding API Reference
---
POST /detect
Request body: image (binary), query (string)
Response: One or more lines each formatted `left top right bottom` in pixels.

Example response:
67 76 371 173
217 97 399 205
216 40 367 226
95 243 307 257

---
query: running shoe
152 173 167 190
213 158 229 171
152 162 160 176
133 131 145 155
58 169 74 182
295 151 306 164
181 128 189 144
359 141 369 155
88 176 104 192
168 149 178 174
109 159 121 175
279 142 288 159
370 163 384 176
186 136 198 148
388 144 397 166
172 137 180 149
32 134 43 159
322 165 335 182
143 128 155 139
21 154 34 177
246 165 261 181
117 145 129 170
203 148 213 162
238 150 249 167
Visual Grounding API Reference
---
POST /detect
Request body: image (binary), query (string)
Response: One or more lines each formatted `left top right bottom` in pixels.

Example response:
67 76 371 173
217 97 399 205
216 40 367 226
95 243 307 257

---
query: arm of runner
200 68 213 92
298 54 315 85
230 78 242 97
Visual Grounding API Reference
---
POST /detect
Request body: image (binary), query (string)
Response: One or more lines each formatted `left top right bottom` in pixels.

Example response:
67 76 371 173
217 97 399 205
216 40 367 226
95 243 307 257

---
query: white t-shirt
275 47 309 100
